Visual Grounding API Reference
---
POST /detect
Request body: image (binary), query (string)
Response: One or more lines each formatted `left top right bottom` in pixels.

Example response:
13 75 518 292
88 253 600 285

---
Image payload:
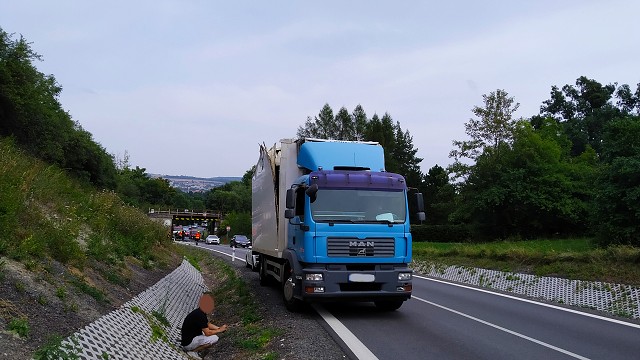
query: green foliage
411 224 471 243
8 317 29 337
206 180 251 214
540 76 623 156
239 325 283 350
221 211 251 239
449 90 597 239
55 286 67 300
595 116 640 246
0 28 117 188
419 165 456 225
116 166 178 208
69 275 108 303
449 89 520 181
33 335 82 360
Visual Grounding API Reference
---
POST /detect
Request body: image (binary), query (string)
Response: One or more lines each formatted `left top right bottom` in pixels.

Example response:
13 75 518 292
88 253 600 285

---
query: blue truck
248 138 424 311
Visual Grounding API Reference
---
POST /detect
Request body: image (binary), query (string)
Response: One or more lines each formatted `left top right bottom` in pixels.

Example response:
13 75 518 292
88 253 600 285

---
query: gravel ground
0 255 180 360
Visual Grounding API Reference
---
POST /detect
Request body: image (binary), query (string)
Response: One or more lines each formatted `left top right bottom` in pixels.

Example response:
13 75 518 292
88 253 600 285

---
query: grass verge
176 245 283 359
413 238 640 285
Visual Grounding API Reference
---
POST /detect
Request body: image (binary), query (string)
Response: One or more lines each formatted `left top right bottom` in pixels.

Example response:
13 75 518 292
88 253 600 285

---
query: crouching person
181 293 228 359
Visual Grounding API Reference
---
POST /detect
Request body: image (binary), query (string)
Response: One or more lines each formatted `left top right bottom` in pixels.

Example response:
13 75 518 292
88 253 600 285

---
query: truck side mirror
286 188 295 209
305 184 318 203
285 209 295 219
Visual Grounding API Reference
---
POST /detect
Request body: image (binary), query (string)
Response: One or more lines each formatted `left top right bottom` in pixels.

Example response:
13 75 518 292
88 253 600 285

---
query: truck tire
282 264 304 312
259 257 269 286
374 300 403 311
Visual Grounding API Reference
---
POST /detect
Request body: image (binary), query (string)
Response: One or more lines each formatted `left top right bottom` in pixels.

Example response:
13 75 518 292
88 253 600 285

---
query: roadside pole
227 226 234 261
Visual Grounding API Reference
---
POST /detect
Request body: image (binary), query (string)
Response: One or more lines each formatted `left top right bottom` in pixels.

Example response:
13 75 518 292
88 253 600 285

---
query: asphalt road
194 242 640 360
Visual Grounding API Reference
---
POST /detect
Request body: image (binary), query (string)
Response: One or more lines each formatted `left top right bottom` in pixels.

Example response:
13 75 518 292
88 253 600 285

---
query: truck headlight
398 272 412 281
305 273 323 281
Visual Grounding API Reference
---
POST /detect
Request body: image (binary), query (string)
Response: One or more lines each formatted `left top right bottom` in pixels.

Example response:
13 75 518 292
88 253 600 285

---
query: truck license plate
349 273 375 282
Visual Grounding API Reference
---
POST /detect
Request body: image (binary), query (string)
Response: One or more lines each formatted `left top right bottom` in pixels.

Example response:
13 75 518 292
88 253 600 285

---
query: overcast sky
2 1 639 178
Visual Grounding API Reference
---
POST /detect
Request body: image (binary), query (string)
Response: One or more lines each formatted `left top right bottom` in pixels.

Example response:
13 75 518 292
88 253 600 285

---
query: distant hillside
148 174 242 192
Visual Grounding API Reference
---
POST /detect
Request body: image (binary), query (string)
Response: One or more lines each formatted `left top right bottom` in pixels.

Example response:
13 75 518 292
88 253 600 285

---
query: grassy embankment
413 238 640 286
0 138 173 270
0 138 176 346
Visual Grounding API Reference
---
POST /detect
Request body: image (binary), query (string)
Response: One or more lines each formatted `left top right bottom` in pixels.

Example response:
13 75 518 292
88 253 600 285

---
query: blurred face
199 294 215 314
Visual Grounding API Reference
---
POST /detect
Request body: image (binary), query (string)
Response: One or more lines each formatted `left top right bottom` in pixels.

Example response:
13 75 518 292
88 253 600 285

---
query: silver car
205 235 220 245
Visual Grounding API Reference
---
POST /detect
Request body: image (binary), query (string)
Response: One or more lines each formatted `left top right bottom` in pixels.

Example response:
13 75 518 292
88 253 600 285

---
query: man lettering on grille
181 293 227 359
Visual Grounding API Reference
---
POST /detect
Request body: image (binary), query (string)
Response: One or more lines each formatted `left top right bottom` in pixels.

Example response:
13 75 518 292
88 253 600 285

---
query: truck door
289 187 309 258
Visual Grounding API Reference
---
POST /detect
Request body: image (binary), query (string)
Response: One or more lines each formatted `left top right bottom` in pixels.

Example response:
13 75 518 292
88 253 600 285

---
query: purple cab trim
309 170 406 191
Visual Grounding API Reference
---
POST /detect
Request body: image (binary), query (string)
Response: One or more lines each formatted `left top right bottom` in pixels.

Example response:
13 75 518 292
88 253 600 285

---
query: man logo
349 240 374 256
349 241 374 247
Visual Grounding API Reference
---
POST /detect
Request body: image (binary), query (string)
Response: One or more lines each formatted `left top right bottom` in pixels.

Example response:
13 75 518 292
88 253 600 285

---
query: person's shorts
183 334 219 351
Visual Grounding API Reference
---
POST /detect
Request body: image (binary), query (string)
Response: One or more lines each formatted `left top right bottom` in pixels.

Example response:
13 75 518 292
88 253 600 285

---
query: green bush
8 317 30 338
411 224 471 243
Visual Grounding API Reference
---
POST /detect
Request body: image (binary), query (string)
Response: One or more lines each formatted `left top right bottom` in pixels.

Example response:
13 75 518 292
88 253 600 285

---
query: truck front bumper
297 265 412 302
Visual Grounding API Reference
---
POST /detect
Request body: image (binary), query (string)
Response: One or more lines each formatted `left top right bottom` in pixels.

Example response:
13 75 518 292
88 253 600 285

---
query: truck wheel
282 265 304 312
374 300 403 311
259 258 268 286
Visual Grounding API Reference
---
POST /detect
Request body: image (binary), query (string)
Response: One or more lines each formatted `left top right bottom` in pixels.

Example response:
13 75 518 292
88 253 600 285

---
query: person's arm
202 323 227 336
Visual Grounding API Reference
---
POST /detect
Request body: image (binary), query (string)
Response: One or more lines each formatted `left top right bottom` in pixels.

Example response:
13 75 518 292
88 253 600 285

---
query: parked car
245 250 259 271
205 235 220 245
230 235 251 248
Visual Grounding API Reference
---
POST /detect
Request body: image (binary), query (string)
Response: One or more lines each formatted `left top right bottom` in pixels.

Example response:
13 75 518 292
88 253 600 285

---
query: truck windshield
310 189 406 223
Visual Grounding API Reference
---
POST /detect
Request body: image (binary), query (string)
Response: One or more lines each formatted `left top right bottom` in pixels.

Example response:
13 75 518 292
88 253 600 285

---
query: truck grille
327 238 395 257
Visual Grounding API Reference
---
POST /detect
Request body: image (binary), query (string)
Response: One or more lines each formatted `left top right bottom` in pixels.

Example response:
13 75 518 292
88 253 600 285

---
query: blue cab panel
297 141 386 171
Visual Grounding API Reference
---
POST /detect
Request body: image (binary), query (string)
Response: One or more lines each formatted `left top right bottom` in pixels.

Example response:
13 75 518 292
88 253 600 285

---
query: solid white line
177 242 248 263
312 304 379 360
412 295 590 360
414 275 640 329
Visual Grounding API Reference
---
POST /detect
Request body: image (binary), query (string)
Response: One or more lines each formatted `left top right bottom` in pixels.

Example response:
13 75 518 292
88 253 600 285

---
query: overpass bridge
147 209 223 230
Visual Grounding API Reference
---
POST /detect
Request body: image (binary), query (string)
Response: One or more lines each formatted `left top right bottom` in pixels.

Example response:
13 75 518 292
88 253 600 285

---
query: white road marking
312 304 379 360
179 242 248 263
412 295 590 359
414 275 640 329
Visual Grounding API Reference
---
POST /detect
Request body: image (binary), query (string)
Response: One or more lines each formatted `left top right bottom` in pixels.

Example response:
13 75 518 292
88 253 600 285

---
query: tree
449 89 520 180
594 116 640 246
453 120 594 239
352 104 368 141
420 165 455 225
296 103 338 139
615 83 640 115
539 76 623 156
392 123 423 186
335 107 355 140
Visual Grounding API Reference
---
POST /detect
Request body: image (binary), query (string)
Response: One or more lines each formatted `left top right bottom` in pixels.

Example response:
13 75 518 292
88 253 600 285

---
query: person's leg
184 335 219 352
